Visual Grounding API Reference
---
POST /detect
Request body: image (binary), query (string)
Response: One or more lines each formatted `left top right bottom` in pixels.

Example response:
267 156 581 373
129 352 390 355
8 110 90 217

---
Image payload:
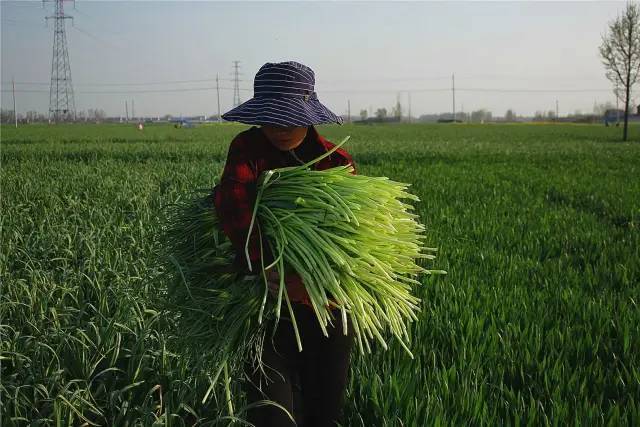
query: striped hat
221 61 343 127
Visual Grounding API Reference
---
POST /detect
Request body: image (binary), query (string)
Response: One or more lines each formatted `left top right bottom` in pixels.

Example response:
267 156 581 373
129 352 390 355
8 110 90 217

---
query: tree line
1 108 107 124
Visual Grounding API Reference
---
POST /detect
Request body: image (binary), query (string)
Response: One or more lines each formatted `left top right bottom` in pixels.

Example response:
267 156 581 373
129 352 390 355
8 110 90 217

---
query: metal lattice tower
46 0 75 122
232 60 241 107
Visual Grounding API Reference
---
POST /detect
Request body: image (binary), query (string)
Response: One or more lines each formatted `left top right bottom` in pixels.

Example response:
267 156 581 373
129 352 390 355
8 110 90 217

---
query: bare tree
599 2 640 141
375 108 388 119
471 109 492 123
593 101 616 116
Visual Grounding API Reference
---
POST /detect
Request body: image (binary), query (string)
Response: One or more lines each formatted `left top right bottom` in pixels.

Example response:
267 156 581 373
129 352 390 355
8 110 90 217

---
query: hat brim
221 96 343 126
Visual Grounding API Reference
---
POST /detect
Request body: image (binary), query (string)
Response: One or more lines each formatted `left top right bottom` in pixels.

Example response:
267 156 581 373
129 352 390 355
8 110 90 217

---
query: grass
1 122 639 425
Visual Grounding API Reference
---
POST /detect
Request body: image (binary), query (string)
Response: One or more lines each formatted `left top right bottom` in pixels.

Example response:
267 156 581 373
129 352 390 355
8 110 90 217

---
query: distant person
213 61 354 427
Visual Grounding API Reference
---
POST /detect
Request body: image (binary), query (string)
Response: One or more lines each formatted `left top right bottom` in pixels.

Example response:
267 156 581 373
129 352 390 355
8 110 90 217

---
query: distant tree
375 108 388 119
547 110 557 120
505 109 516 121
418 114 439 123
25 111 39 123
599 1 640 141
360 109 368 121
392 98 402 120
593 102 616 116
533 111 545 121
1 108 14 123
471 109 492 123
86 108 106 122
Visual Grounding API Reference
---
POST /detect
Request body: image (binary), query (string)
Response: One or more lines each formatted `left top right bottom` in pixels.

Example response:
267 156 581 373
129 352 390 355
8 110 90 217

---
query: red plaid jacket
213 126 355 274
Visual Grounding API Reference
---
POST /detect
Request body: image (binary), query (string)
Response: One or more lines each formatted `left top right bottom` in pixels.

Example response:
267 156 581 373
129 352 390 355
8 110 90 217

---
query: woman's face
261 125 308 151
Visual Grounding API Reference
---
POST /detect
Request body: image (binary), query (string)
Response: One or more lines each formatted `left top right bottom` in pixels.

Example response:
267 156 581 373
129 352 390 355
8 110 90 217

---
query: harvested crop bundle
247 137 443 356
163 137 442 409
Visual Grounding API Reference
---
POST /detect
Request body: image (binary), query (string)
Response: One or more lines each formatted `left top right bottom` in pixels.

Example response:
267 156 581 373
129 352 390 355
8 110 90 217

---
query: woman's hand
266 270 309 303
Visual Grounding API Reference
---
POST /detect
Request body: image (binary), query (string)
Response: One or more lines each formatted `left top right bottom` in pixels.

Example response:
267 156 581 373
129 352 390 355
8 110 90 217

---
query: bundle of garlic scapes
247 136 444 357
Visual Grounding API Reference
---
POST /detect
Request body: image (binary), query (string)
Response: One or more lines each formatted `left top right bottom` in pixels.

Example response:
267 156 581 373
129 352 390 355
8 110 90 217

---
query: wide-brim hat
221 61 343 127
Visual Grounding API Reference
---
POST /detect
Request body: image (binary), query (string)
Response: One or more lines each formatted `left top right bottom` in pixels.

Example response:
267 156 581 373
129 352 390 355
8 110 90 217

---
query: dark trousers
244 304 354 427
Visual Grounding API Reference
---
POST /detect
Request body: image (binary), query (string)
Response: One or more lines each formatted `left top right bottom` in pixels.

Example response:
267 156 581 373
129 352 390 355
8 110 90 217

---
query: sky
0 1 634 118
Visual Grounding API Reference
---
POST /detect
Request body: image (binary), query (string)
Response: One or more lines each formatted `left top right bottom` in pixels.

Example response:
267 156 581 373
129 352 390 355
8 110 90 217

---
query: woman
214 61 356 427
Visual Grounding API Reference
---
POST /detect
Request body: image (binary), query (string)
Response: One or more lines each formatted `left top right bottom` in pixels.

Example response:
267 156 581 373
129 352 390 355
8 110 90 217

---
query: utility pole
616 82 620 124
555 99 559 122
132 99 135 121
45 0 75 122
452 73 456 122
216 73 221 122
232 60 241 107
347 99 351 123
12 77 17 128
408 92 412 123
125 100 129 121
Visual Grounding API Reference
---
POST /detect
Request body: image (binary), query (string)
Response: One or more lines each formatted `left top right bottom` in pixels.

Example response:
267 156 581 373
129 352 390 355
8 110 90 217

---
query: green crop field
1 123 639 426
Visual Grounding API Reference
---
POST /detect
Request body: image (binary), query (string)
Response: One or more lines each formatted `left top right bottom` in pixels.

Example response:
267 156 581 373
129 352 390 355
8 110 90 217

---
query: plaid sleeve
213 136 271 273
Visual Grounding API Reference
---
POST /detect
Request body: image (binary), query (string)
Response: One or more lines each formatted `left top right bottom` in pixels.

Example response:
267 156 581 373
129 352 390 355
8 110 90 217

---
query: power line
71 4 124 38
2 74 610 91
2 85 611 95
3 1 43 8
321 76 452 84
321 87 613 94
4 78 606 88
1 86 250 94
76 78 239 86
2 78 239 87
456 88 612 93
72 24 123 50
1 18 45 27
320 73 608 83
1 82 51 86
319 88 450 94
1 86 614 95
